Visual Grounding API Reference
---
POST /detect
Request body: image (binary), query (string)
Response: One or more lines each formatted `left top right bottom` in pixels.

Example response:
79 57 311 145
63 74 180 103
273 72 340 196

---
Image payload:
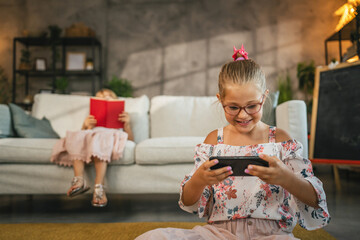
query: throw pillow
0 104 15 138
261 91 280 126
8 103 60 138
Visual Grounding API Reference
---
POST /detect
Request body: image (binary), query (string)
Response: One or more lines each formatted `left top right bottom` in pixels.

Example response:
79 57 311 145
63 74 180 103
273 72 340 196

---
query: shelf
12 36 103 103
326 18 357 41
15 70 101 77
14 37 101 47
324 12 360 64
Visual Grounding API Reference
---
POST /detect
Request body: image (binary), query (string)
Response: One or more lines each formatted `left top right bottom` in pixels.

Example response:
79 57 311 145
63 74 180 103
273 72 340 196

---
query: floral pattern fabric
179 127 330 233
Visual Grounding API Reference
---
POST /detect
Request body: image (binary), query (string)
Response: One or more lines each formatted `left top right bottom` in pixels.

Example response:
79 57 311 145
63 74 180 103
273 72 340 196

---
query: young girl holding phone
136 45 330 239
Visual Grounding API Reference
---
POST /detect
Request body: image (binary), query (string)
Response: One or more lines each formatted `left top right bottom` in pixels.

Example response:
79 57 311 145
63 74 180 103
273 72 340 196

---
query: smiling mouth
235 119 252 125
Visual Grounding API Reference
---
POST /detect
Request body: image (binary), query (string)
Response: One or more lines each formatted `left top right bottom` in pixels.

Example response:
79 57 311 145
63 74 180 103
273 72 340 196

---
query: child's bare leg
92 157 108 206
94 157 107 184
73 159 85 177
67 160 88 196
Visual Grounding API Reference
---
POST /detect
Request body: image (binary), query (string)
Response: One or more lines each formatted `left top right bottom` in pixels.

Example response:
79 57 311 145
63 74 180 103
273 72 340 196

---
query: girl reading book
51 88 134 207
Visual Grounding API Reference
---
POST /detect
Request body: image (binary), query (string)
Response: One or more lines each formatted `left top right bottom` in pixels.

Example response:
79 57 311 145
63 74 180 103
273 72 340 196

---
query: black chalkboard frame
310 61 360 165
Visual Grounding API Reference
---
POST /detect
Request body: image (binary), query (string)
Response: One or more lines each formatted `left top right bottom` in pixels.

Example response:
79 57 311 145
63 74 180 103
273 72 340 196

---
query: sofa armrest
0 104 15 137
276 100 308 158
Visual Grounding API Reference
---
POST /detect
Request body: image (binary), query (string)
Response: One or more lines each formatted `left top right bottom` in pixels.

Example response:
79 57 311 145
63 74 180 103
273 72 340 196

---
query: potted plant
55 77 69 94
48 25 62 42
19 49 32 71
104 76 133 97
297 60 315 116
277 72 293 105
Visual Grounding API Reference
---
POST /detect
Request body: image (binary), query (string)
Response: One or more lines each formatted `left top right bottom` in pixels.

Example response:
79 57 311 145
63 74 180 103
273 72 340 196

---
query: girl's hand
118 112 131 126
192 159 233 187
118 112 134 141
83 115 97 130
245 154 292 186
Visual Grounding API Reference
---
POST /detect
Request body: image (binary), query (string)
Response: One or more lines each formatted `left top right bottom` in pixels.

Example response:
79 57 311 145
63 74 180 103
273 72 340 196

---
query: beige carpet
0 222 336 240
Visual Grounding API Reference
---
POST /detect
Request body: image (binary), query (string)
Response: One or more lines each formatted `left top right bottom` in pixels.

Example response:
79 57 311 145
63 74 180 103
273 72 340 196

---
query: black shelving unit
325 11 360 64
12 37 102 103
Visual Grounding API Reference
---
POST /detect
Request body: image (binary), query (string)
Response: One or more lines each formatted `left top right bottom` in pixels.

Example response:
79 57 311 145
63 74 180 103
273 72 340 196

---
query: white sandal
92 184 107 207
68 176 90 197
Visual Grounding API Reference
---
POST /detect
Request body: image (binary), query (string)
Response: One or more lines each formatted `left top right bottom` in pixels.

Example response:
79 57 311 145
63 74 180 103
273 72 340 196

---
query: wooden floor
1 165 359 240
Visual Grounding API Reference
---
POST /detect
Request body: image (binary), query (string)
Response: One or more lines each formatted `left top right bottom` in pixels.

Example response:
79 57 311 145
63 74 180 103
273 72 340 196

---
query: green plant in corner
297 60 315 115
55 77 69 94
277 72 293 105
104 76 133 97
19 49 32 70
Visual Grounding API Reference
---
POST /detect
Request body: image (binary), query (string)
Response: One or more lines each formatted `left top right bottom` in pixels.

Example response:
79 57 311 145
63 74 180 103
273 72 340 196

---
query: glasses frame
222 94 266 116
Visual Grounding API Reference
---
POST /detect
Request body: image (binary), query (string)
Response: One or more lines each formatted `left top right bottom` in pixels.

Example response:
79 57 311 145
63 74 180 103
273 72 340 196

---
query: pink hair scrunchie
232 44 248 61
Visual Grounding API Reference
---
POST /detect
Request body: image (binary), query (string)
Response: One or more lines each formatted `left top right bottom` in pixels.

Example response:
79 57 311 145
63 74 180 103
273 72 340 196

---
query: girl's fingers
259 154 279 165
246 154 281 175
205 159 232 175
211 166 232 177
247 164 269 172
221 169 233 179
118 113 128 117
118 116 129 121
209 170 233 184
203 159 219 169
201 159 233 184
246 164 271 177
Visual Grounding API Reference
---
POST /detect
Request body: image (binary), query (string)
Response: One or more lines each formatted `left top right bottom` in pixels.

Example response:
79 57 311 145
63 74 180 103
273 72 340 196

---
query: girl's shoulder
203 129 218 145
274 127 292 143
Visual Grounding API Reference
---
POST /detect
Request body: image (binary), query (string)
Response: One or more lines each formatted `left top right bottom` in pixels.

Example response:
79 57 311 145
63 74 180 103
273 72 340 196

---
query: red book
90 98 125 129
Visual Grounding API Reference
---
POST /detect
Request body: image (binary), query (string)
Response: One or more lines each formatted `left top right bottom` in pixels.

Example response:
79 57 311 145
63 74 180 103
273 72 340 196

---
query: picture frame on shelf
35 58 47 71
66 52 86 71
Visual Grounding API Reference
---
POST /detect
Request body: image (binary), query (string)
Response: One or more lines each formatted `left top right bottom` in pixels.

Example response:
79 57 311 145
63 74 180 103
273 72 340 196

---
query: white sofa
0 94 308 194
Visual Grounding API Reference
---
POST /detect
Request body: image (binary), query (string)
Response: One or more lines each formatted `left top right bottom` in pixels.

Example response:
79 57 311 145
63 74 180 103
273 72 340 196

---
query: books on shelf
90 98 125 129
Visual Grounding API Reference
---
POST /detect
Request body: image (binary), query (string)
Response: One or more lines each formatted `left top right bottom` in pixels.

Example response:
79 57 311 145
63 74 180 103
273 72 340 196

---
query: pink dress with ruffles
50 127 128 166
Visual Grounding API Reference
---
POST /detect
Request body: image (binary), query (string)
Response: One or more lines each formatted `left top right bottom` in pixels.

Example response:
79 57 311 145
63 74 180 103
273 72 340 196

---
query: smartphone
209 156 269 176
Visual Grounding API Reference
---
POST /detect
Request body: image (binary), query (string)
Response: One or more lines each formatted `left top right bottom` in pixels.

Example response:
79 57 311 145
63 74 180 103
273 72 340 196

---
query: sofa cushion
0 138 135 165
110 140 136 165
118 95 150 143
0 138 58 163
276 100 308 158
0 104 14 138
32 94 89 138
150 96 227 138
31 93 149 143
135 137 205 164
9 103 60 138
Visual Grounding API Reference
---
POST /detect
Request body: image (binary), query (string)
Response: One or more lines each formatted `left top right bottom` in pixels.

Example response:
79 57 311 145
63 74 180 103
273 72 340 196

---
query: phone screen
209 156 269 176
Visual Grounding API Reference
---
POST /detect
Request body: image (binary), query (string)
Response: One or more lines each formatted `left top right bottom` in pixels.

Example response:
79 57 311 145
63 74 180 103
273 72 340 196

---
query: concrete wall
0 0 346 101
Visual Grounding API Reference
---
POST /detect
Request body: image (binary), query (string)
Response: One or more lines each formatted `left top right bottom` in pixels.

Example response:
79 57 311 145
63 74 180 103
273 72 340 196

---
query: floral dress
135 127 330 240
179 127 330 232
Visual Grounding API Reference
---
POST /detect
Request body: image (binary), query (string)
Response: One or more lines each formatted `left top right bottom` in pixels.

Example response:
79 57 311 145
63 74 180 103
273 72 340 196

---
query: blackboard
310 61 360 164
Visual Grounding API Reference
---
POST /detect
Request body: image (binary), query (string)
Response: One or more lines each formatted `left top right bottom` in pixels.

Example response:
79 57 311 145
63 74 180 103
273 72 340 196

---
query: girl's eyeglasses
222 95 265 116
